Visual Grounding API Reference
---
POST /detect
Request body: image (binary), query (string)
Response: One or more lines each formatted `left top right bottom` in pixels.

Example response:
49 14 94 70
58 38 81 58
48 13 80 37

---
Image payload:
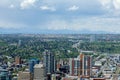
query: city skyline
0 0 120 33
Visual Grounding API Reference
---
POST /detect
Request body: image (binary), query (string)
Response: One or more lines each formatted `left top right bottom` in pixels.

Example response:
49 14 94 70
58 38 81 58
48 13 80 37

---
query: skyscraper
69 53 92 78
29 59 39 73
28 59 39 80
69 58 80 76
43 50 56 76
79 54 92 77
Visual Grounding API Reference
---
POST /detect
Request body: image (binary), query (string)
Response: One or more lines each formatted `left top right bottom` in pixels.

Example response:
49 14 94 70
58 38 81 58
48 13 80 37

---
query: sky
0 0 120 34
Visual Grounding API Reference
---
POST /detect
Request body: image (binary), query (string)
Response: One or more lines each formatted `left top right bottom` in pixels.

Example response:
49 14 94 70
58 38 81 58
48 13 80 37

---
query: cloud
40 6 56 11
99 0 120 10
98 0 120 17
0 0 20 8
1 0 120 33
68 5 79 11
113 0 120 10
9 4 15 8
41 16 120 33
20 0 37 9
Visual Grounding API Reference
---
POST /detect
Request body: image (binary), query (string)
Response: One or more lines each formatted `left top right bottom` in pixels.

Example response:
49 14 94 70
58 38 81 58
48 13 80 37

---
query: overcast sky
0 0 120 33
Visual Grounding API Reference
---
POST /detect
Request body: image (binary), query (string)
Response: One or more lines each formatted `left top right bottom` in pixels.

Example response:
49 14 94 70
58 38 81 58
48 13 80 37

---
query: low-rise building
18 71 30 80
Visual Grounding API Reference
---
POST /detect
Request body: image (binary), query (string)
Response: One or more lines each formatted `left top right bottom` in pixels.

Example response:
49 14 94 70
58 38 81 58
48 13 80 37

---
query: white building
94 61 102 66
34 63 44 80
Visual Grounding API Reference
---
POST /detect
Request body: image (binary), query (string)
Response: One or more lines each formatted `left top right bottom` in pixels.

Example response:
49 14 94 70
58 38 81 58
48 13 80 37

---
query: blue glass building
29 59 39 73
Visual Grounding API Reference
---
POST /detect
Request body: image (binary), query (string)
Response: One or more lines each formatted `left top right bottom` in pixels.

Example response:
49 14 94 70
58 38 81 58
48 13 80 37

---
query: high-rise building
29 59 39 73
79 54 92 78
69 58 80 76
34 64 44 80
29 59 39 80
15 56 21 65
69 53 92 78
43 50 56 76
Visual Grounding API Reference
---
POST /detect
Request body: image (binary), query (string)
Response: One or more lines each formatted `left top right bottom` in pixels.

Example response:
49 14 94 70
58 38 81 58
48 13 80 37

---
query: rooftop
34 64 43 68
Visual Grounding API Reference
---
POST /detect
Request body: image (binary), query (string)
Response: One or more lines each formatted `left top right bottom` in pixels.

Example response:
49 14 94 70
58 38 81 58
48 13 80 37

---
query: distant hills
0 28 115 34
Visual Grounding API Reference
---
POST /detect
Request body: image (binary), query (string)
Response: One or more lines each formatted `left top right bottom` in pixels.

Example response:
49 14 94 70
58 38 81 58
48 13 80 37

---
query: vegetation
1 34 120 60
0 36 79 59
79 42 120 53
